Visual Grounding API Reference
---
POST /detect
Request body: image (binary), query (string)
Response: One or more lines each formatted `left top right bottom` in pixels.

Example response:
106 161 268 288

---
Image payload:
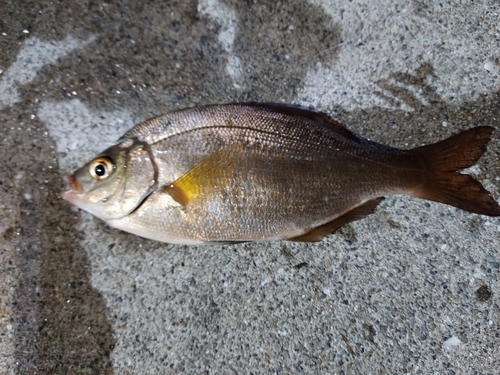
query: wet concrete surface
1 0 500 374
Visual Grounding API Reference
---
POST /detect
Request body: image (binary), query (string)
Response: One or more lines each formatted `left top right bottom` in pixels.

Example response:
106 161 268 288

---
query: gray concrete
1 0 499 374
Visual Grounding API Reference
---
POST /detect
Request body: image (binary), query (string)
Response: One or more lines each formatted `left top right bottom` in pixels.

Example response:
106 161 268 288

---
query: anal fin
286 197 385 242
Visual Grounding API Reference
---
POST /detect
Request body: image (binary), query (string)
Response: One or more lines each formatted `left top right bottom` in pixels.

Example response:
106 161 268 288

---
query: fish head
61 138 157 220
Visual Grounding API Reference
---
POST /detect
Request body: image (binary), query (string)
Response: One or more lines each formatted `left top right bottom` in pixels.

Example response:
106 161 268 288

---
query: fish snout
61 174 83 202
68 174 83 193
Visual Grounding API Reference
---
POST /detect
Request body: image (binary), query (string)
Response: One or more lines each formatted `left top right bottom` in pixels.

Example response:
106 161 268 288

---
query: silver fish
61 103 500 244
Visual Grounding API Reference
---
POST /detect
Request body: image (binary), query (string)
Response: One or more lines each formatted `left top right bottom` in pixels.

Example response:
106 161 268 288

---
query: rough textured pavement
1 1 500 374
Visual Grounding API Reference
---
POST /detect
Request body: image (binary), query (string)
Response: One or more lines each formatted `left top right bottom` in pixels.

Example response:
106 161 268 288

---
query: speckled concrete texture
1 1 499 374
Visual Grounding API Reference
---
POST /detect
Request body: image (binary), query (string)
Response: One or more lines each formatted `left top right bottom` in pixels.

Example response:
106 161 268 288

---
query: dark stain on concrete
1 103 115 373
0 0 341 116
226 0 341 101
363 323 376 343
475 285 492 302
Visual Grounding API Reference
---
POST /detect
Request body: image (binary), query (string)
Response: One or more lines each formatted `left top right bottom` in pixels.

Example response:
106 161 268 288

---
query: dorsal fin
286 198 385 242
243 102 361 142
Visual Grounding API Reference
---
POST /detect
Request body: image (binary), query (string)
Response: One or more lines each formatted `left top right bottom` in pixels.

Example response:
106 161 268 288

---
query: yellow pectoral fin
164 149 238 208
164 183 190 207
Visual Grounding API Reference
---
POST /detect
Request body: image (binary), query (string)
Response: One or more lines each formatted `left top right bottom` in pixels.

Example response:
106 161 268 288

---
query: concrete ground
1 0 499 374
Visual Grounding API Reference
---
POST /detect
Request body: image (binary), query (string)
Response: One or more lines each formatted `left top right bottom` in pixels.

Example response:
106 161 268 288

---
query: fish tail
410 126 500 216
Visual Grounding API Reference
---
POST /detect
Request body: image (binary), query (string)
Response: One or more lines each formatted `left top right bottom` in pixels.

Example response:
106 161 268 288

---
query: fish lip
60 188 73 202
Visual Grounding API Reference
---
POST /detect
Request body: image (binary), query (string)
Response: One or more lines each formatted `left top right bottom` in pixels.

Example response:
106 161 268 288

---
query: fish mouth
61 174 83 202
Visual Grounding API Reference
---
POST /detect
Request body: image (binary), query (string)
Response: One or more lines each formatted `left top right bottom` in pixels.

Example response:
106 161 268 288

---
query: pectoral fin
286 197 385 242
164 183 190 207
163 149 238 208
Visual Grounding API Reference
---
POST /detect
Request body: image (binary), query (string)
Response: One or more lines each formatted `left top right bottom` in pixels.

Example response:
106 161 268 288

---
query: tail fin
411 126 500 216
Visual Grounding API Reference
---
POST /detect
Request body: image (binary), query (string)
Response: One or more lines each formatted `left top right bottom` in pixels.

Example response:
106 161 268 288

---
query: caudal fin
411 126 500 216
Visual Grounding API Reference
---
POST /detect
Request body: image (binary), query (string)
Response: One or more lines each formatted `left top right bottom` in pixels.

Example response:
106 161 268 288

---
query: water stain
0 0 340 116
226 0 341 101
1 107 114 373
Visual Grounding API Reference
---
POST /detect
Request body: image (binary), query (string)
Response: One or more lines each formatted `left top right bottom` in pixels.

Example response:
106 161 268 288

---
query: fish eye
89 157 114 180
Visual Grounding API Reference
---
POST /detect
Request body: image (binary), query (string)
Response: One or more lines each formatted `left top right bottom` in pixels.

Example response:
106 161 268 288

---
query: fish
61 103 500 245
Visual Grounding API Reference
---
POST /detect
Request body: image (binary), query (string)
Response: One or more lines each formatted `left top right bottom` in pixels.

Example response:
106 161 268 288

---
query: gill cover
64 138 158 220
